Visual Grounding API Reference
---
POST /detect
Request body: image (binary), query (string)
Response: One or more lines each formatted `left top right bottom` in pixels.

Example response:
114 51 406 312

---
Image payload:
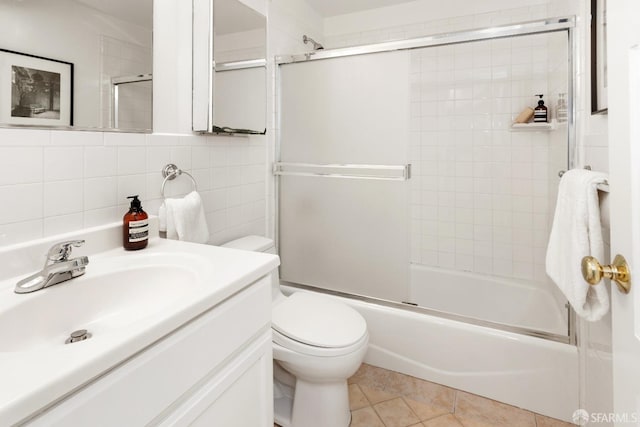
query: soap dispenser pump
123 195 149 250
534 94 548 123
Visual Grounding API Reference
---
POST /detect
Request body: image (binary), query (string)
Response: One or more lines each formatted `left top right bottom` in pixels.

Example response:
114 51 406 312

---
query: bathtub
409 264 569 336
281 280 579 423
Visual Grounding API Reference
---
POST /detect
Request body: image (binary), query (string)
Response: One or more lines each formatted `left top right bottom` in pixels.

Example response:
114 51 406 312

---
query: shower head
303 35 324 50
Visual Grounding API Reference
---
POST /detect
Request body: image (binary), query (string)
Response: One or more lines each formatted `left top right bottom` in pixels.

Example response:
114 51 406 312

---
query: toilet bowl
221 236 369 427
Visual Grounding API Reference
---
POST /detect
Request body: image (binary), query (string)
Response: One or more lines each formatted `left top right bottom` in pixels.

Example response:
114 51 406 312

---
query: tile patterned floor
275 363 576 427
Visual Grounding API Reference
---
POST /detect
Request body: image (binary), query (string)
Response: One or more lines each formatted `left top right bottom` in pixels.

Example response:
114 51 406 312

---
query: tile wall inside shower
408 32 568 284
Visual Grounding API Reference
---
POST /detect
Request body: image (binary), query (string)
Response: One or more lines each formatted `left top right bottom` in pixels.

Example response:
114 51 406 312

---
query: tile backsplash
0 129 266 246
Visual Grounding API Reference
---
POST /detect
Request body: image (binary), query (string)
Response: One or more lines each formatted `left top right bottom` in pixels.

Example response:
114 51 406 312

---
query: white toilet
222 236 369 427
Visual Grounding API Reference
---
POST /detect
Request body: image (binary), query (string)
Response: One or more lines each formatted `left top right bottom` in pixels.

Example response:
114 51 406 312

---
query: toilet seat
272 292 368 355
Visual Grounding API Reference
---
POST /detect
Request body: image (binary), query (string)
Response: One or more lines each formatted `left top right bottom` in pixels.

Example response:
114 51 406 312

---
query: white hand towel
158 202 167 232
546 169 609 321
164 191 210 244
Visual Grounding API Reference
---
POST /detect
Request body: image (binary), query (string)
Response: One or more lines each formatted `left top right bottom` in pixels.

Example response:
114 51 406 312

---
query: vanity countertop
0 224 279 426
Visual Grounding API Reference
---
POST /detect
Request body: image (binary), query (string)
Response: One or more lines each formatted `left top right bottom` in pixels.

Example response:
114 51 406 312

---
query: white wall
0 0 326 247
0 0 327 247
0 129 267 246
317 0 612 419
0 0 272 247
101 37 152 129
324 0 552 47
321 0 608 174
216 29 266 62
317 1 569 296
153 0 193 135
266 0 325 240
0 0 612 418
406 33 568 289
546 1 613 421
547 1 609 173
0 0 151 128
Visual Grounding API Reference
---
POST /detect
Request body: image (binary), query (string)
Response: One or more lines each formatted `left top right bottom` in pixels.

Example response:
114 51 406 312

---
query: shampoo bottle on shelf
123 195 149 250
534 94 548 123
556 93 568 123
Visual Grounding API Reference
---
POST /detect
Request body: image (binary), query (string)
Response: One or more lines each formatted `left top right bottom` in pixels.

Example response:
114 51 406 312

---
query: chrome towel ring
161 163 197 198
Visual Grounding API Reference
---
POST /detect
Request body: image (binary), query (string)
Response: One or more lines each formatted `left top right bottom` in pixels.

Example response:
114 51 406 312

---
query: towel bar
557 166 609 192
161 164 197 198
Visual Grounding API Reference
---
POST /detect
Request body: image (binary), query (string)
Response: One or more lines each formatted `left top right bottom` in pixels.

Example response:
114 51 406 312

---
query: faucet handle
47 240 85 263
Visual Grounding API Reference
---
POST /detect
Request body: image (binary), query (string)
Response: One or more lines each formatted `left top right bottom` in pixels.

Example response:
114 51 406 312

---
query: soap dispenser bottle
123 195 149 250
534 94 548 123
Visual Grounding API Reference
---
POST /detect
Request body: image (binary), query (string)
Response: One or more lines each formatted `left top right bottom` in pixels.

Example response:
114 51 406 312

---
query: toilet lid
272 292 367 348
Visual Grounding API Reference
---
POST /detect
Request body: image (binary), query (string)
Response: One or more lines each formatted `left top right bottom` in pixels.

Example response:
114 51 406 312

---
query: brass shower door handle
581 254 631 294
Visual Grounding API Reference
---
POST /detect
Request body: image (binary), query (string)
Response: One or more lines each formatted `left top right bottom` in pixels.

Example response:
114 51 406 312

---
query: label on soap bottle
128 219 149 242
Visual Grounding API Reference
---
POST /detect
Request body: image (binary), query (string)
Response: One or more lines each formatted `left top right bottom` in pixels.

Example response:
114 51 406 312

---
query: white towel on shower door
161 191 210 244
546 169 609 321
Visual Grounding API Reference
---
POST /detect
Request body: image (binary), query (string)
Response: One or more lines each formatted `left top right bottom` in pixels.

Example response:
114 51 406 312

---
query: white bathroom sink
0 254 202 352
0 220 280 425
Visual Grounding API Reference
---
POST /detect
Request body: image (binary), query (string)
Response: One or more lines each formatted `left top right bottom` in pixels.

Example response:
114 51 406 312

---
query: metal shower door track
276 16 575 65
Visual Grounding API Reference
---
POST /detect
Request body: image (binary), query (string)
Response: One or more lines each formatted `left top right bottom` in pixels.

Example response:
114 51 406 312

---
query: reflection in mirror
193 0 266 134
0 0 152 131
112 73 152 129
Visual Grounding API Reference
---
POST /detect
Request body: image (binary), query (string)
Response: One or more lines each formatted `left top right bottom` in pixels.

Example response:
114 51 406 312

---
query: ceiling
305 0 416 17
70 0 409 32
73 0 263 35
215 0 266 35
74 0 153 28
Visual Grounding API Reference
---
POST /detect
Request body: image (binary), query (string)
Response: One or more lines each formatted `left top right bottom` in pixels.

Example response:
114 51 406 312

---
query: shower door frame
274 16 578 345
111 73 153 129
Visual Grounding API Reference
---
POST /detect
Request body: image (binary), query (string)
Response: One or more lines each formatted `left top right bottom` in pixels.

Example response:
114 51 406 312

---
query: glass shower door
277 28 571 339
278 51 411 302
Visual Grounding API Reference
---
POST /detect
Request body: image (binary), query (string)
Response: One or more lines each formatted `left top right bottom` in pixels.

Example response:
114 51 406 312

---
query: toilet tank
221 236 276 254
222 236 281 301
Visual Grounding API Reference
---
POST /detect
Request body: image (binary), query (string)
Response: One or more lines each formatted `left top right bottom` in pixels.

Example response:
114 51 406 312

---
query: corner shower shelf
510 120 562 132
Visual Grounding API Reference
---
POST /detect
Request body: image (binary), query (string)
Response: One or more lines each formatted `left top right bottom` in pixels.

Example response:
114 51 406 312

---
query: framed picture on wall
0 49 73 126
591 0 608 114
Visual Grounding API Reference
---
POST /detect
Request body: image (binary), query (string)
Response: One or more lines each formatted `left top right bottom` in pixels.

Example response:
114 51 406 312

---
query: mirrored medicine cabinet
0 0 153 132
193 0 267 135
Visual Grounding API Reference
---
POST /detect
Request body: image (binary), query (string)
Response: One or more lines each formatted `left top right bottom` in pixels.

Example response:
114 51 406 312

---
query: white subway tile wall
0 130 266 246
323 0 604 176
323 3 569 282
407 33 567 281
0 0 590 274
374 0 612 381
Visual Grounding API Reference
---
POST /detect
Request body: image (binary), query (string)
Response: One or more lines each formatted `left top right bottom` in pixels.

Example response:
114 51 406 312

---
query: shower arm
303 35 324 50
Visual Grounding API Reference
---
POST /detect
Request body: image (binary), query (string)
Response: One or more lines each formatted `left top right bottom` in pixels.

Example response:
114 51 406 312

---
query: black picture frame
0 48 74 126
590 0 608 114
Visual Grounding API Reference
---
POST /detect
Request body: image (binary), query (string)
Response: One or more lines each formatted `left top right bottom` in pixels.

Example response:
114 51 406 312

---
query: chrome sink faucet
15 240 89 294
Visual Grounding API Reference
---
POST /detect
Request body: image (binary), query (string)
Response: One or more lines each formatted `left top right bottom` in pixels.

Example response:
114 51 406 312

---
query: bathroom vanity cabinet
25 277 273 426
